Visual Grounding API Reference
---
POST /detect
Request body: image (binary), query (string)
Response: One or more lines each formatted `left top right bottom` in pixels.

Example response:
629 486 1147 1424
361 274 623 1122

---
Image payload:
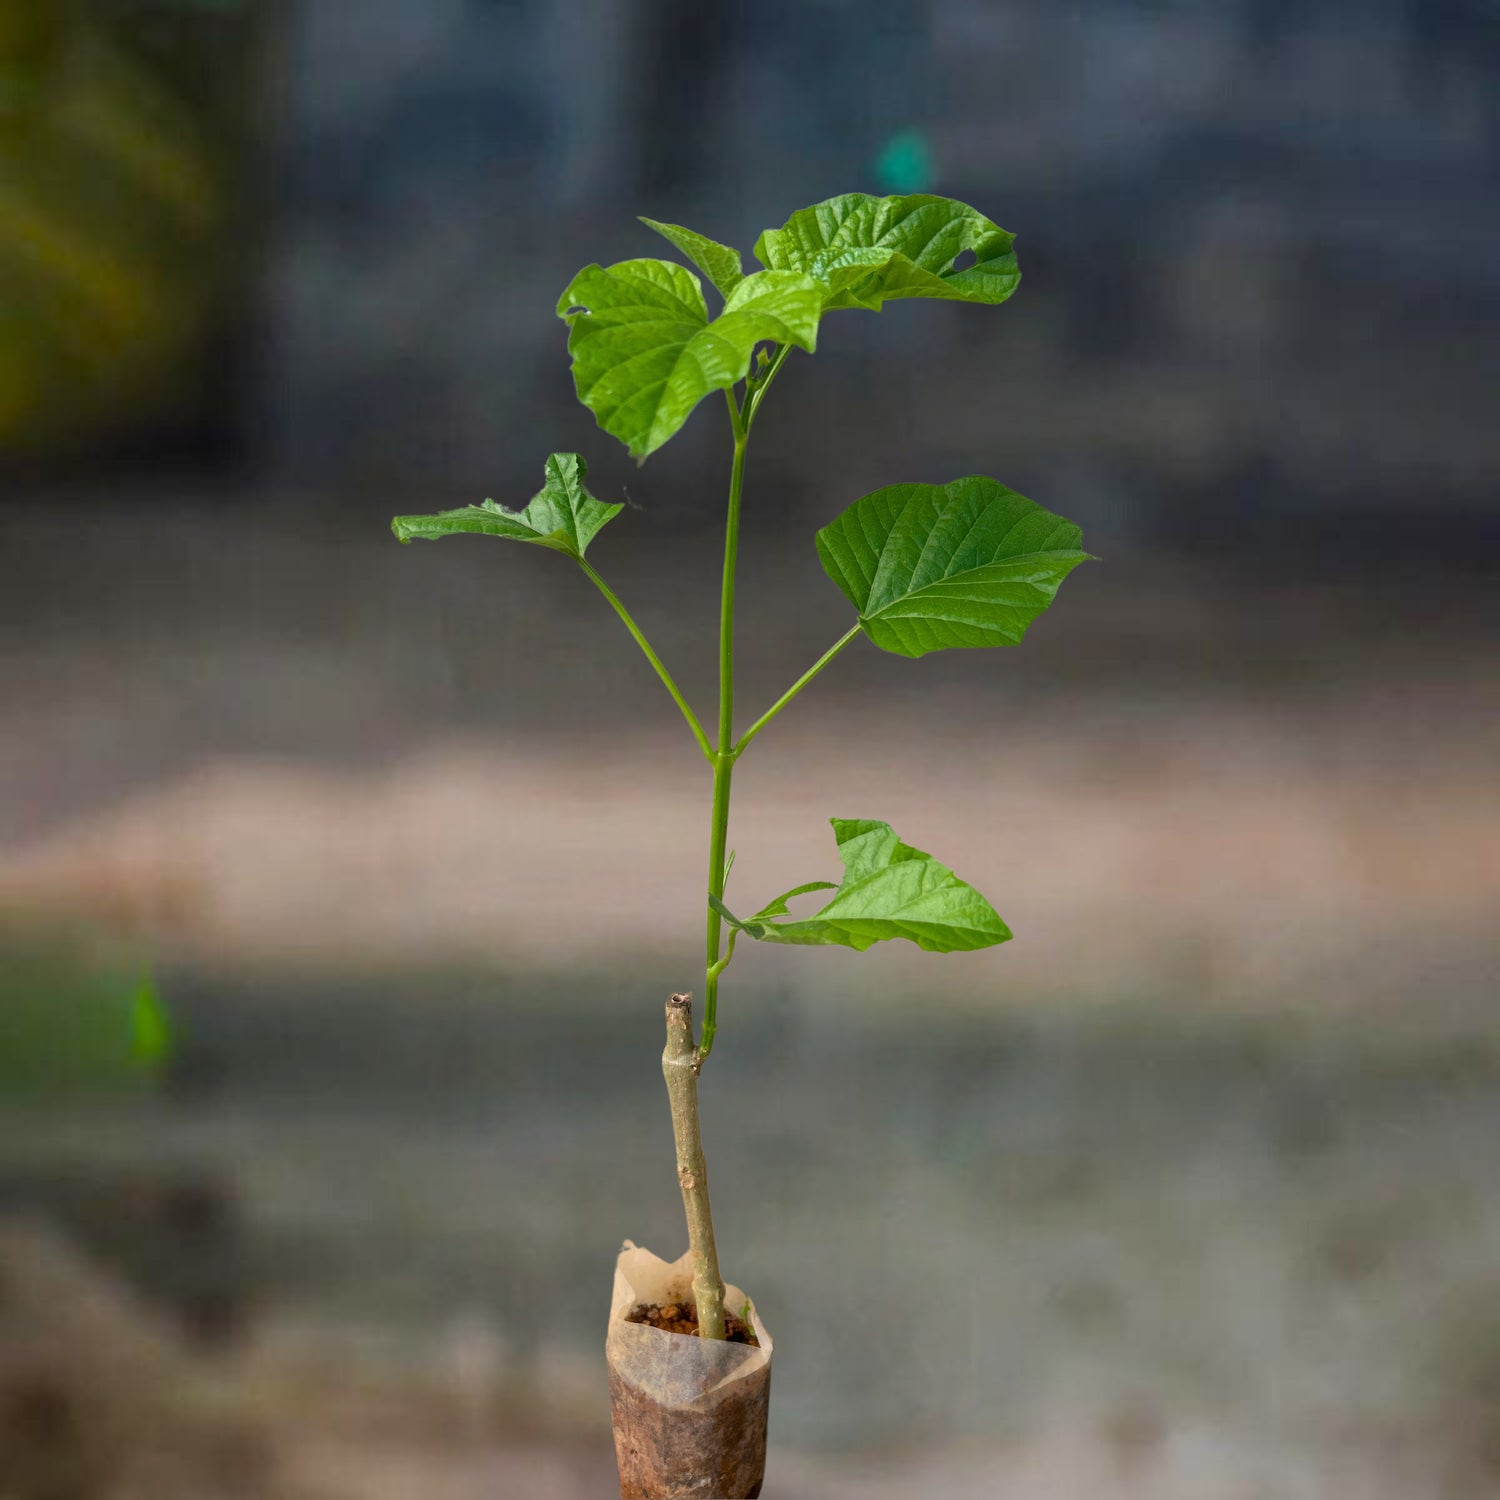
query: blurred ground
8 1203 1500 1499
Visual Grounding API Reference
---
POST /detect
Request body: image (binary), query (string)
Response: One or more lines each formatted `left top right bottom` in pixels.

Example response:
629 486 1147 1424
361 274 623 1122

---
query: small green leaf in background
391 453 621 558
0 935 173 1096
718 818 1010 953
754 192 1020 312
130 971 174 1068
557 257 822 459
817 474 1091 658
639 217 744 298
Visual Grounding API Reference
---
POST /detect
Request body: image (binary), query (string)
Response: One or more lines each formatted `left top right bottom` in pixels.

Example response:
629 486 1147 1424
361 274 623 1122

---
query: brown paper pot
607 1241 773 1499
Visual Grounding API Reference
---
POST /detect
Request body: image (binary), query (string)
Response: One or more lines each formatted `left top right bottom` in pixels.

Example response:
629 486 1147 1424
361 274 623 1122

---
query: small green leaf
639 217 744 298
721 819 1009 954
0 939 173 1095
391 453 621 559
754 192 1019 312
749 881 836 923
557 258 822 459
817 475 1090 658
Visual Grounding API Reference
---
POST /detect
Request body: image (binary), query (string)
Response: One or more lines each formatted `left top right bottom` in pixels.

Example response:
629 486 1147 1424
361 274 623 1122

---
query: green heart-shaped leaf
639 217 745 298
391 452 620 558
817 475 1090 658
754 192 1020 311
557 257 822 459
717 818 1009 953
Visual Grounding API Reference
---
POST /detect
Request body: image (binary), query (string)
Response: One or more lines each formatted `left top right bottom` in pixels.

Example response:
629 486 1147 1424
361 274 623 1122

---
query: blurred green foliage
0 0 248 454
0 930 173 1097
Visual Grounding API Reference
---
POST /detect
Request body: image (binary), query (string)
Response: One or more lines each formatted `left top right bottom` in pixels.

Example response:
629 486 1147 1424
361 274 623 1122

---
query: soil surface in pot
626 1302 759 1346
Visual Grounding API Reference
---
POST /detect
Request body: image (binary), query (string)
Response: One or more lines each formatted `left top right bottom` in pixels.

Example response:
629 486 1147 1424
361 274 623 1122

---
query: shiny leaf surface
391 452 620 558
817 475 1089 657
557 258 821 458
639 216 744 297
719 818 1010 953
754 192 1020 311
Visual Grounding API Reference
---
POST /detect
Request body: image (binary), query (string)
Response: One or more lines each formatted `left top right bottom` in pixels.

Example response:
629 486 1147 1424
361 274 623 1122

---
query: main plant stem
662 992 726 1340
699 395 749 1065
663 390 751 1345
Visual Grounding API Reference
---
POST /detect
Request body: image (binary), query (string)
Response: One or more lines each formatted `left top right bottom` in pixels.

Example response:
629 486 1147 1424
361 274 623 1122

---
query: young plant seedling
392 193 1090 1354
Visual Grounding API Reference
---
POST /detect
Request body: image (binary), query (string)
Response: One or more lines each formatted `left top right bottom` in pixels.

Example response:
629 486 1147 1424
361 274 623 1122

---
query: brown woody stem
662 992 726 1340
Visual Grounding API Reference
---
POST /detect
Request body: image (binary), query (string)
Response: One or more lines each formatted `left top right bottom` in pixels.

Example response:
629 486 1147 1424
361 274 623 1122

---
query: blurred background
0 2 1496 1496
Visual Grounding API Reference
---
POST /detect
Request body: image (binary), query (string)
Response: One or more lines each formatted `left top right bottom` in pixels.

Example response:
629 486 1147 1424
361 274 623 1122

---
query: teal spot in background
874 129 935 195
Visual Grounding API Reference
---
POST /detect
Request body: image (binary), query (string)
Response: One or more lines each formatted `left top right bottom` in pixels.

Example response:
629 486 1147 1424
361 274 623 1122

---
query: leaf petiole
707 924 738 982
744 343 792 431
576 557 714 762
723 383 747 445
733 623 862 757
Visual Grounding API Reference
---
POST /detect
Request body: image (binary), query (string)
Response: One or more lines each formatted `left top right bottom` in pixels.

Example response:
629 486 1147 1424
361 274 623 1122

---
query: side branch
663 993 727 1340
577 558 714 761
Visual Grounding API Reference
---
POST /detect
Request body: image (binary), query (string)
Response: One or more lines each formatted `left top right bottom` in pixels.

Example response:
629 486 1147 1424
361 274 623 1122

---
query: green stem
717 393 747 752
699 391 750 1064
733 623 862 758
708 925 738 982
702 751 733 1060
577 557 713 763
745 343 792 431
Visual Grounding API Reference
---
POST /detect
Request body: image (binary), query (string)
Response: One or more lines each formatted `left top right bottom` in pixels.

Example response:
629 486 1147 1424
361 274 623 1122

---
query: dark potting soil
627 1301 759 1346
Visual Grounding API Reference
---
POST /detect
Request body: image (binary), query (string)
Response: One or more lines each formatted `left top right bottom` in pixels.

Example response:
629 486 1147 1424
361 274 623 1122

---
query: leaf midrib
821 869 989 927
825 199 969 285
864 531 1086 618
862 552 1083 622
787 911 1000 946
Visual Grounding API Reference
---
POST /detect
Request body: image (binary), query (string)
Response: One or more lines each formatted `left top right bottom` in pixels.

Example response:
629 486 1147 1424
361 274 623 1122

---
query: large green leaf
817 475 1090 658
557 258 822 459
754 192 1020 312
639 217 744 298
715 818 1010 954
391 452 620 558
